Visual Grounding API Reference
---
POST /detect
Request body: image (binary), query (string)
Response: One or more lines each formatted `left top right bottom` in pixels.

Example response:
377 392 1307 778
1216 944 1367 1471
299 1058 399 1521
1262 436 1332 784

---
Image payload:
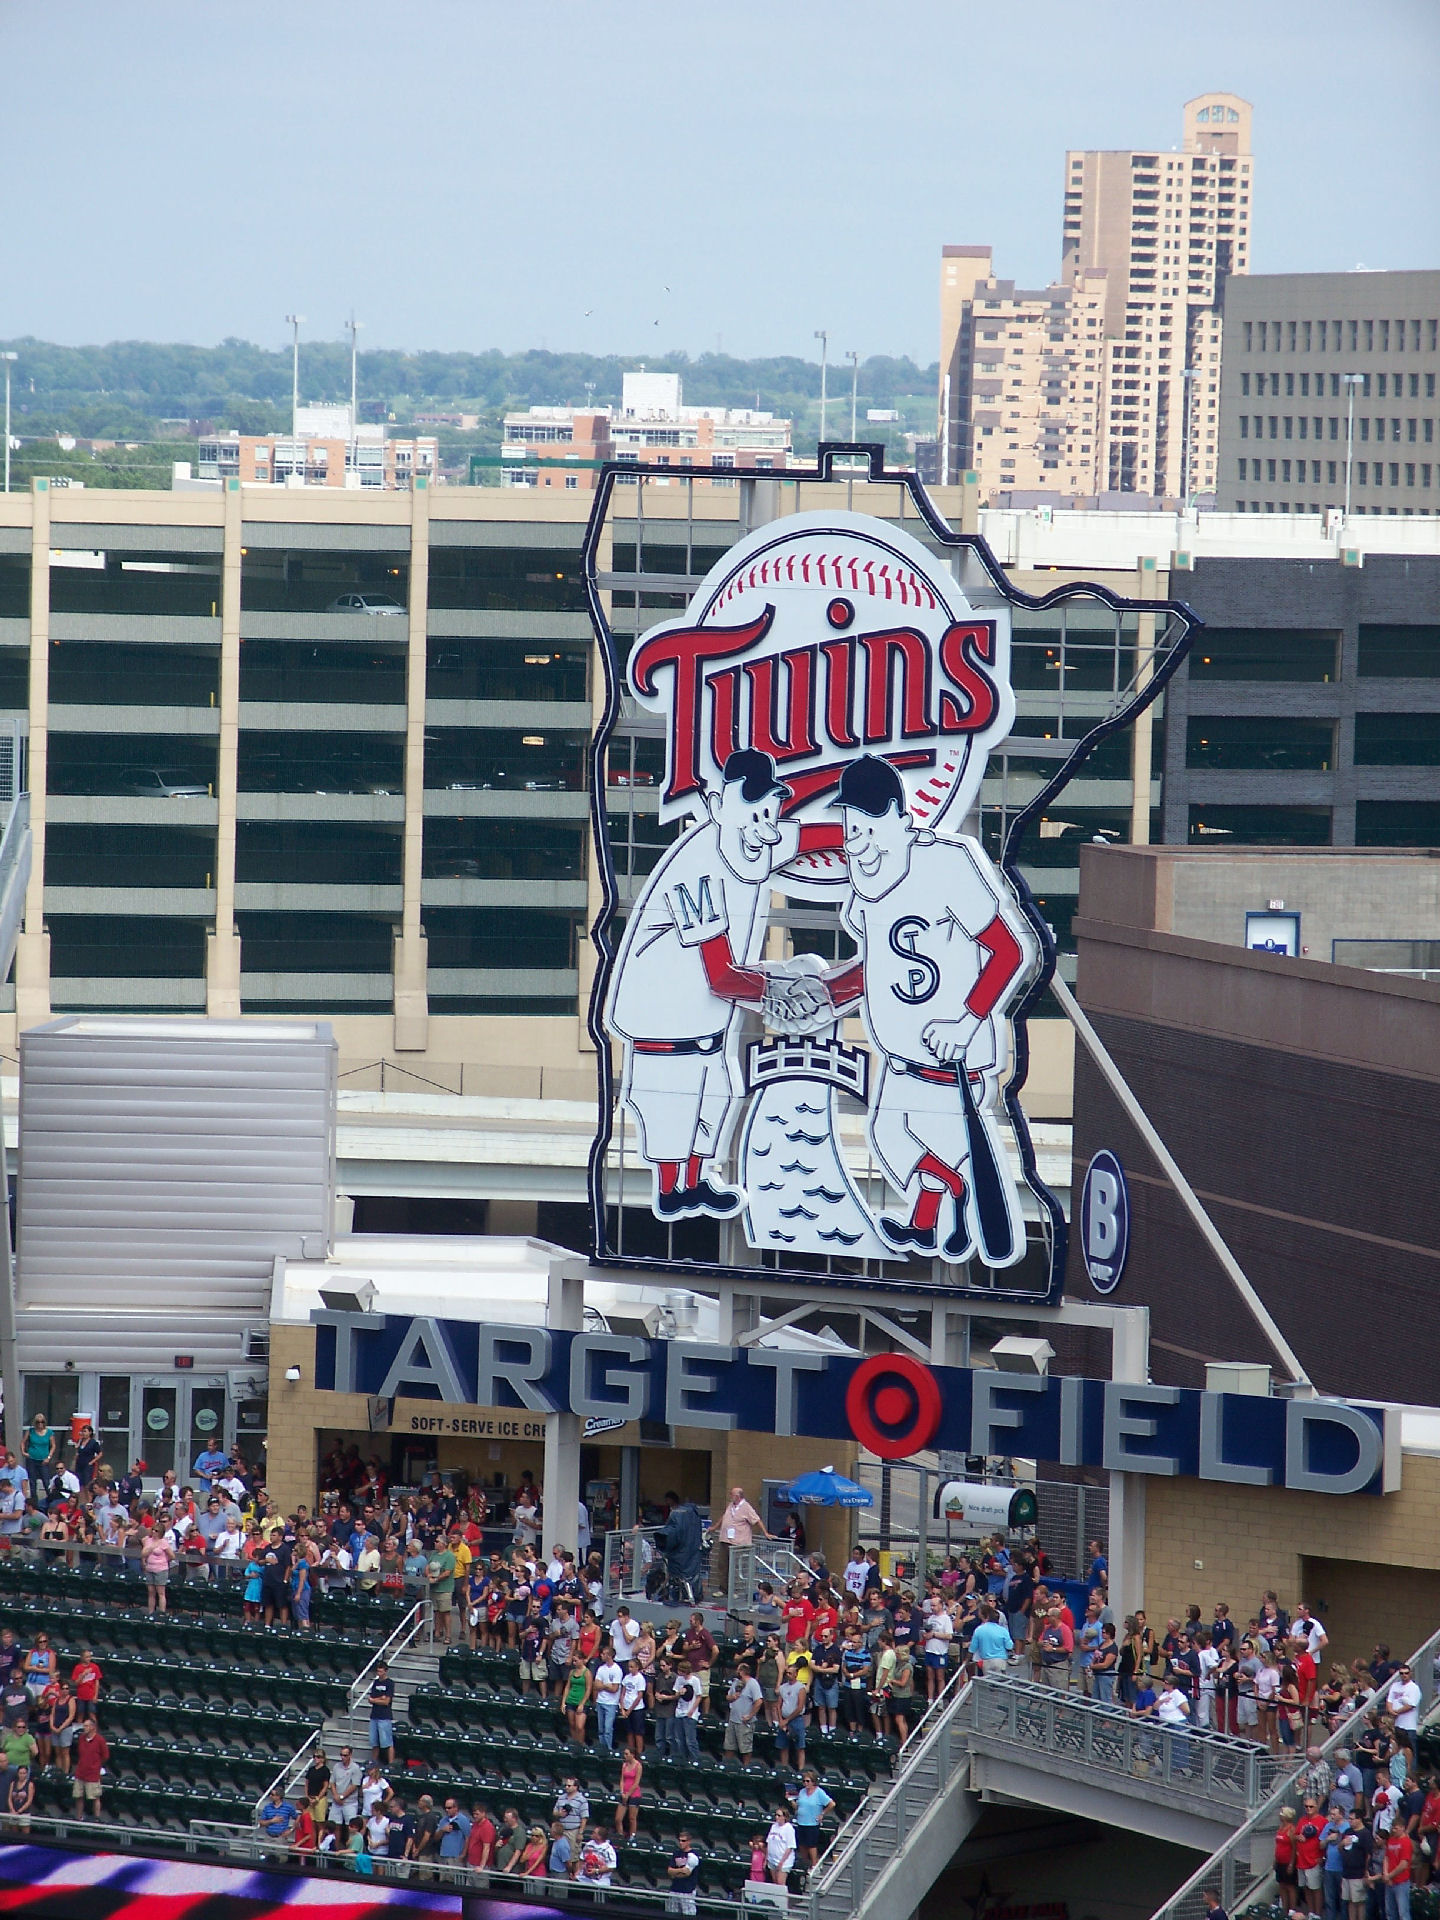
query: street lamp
284 313 305 445
847 350 860 441
1179 367 1198 511
1342 373 1365 519
813 330 829 446
346 314 364 484
0 353 16 494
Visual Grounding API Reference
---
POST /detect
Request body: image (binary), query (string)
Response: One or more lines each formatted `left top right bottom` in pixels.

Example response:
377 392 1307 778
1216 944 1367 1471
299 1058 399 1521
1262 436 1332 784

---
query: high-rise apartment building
937 248 1109 498
941 95 1252 506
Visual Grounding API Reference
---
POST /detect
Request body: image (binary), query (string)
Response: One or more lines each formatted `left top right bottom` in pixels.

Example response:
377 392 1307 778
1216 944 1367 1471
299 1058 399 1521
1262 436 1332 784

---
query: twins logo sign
586 470 1196 1302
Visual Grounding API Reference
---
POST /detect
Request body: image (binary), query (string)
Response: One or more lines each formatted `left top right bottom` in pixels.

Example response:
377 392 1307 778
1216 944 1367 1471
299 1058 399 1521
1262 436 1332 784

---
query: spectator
494 1807 526 1873
665 1827 701 1916
1293 1796 1326 1914
1386 1664 1422 1757
553 1775 588 1845
592 1651 623 1751
725 1661 764 1762
2 1710 37 1783
717 1486 768 1554
408 1793 440 1870
619 1656 649 1758
885 1639 917 1742
546 1817 573 1879
576 1824 617 1887
22 1417 56 1489
427 1532 458 1645
71 1715 108 1822
330 1746 362 1834
363 1797 391 1861
22 1633 56 1708
683 1612 716 1714
1382 1816 1415 1917
810 1629 841 1733
1301 1746 1334 1808
651 1658 679 1760
73 1425 103 1491
673 1664 703 1764
304 1749 331 1827
466 1801 496 1870
385 1796 414 1870
614 1749 643 1839
766 1802 797 1886
4 1765 33 1833
368 1661 395 1766
141 1525 174 1615
293 1789 318 1850
437 1798 471 1863
791 1769 835 1870
776 1660 809 1769
360 1761 389 1821
44 1680 78 1776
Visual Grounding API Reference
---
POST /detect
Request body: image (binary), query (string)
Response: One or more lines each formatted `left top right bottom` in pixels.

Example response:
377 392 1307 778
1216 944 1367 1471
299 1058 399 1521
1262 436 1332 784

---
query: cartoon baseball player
605 747 841 1219
796 755 1039 1264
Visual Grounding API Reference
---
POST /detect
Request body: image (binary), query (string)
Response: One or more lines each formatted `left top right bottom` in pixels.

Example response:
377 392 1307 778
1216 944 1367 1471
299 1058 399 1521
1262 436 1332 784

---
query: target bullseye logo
845 1353 943 1460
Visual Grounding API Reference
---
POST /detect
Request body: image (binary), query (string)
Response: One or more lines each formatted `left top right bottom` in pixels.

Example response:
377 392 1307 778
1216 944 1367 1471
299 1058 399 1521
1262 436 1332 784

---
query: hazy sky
4 0 1437 365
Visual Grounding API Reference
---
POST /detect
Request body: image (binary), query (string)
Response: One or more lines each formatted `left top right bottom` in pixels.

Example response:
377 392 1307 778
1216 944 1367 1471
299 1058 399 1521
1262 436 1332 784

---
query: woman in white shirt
1255 1649 1282 1753
922 1607 955 1703
766 1806 797 1885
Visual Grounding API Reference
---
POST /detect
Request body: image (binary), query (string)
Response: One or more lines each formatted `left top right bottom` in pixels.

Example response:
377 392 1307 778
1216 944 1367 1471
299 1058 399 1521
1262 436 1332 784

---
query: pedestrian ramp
807 1673 1287 1920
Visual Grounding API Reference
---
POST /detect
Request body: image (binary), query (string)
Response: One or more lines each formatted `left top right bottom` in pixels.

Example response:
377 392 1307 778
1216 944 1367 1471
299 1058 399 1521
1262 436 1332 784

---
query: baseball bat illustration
957 1066 1017 1266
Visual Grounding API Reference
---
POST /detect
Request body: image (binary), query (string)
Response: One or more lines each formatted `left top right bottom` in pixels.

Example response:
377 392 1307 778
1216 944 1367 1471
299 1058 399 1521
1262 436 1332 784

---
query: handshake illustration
753 953 837 1036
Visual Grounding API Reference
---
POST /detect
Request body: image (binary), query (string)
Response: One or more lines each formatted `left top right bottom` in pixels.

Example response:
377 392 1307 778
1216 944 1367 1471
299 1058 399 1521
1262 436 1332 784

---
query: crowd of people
0 1418 1432 1909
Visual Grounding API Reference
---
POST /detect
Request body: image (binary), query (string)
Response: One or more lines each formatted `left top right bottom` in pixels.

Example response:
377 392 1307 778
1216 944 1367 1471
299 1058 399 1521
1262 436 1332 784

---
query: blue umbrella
779 1466 873 1509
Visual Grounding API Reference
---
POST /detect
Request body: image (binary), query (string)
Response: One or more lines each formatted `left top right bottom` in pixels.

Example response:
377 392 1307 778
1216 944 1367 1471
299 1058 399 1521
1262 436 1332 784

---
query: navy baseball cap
721 748 791 804
829 754 906 817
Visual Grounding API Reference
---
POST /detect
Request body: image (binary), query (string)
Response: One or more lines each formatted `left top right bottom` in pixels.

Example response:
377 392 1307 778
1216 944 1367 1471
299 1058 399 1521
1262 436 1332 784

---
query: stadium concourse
0 1432 1433 1910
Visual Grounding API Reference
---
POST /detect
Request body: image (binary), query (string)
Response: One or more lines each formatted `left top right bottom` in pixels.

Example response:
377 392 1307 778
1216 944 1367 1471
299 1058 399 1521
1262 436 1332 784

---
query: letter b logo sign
1080 1150 1129 1295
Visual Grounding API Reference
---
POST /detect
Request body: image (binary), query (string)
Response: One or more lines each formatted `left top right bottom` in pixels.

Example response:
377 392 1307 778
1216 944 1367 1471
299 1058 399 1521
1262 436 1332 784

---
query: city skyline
2 0 1435 364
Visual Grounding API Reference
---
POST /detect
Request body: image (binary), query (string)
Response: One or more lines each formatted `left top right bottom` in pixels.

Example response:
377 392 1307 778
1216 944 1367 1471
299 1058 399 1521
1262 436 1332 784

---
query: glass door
139 1384 179 1479
185 1384 228 1483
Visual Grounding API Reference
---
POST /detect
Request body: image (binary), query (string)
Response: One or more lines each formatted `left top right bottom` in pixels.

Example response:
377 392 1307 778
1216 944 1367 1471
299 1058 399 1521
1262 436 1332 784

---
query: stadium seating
396 1648 892 1893
0 1554 407 1833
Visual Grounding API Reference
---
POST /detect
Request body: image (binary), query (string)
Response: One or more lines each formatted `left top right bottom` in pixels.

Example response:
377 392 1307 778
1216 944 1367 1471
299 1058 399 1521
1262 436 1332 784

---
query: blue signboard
311 1308 1400 1497
1080 1149 1130 1295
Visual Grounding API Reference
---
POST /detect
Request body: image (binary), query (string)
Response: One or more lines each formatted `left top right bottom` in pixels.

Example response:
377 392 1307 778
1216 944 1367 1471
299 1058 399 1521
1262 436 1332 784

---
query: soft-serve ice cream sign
592 508 1056 1295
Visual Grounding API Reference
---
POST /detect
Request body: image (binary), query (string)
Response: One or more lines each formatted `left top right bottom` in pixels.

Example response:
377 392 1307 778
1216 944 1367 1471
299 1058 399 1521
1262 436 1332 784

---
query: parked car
327 591 406 616
120 767 210 798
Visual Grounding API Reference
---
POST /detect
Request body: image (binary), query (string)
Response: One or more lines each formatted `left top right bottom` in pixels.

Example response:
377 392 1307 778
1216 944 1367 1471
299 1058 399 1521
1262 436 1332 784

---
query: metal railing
187 1820 759 1913
601 1526 712 1609
808 1668 972 1919
725 1541 813 1616
249 1601 429 1821
1150 1621 1440 1920
968 1674 1291 1813
347 1598 431 1717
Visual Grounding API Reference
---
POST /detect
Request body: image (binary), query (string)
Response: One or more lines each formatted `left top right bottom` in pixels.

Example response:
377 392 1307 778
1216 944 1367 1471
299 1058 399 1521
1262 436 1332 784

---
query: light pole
1342 373 1364 518
847 351 859 441
813 330 828 446
1179 366 1197 511
0 353 15 494
284 313 305 445
346 314 364 484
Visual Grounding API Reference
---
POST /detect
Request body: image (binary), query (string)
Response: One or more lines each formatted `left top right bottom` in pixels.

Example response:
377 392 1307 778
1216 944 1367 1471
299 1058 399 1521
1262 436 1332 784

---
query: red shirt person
71 1717 110 1820
71 1653 102 1708
1384 1829 1414 1888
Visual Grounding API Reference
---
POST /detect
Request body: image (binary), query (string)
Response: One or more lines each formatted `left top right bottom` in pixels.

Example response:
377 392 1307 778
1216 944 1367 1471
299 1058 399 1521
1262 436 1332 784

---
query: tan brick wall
1143 1455 1440 1664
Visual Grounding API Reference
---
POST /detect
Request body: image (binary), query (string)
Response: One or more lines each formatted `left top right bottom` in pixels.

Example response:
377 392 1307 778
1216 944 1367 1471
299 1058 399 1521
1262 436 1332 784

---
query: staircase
319 1641 441 1759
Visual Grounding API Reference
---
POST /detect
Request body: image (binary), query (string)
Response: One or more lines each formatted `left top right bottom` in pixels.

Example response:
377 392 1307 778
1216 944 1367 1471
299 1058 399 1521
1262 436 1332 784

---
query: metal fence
601 1526 713 1610
968 1674 1290 1815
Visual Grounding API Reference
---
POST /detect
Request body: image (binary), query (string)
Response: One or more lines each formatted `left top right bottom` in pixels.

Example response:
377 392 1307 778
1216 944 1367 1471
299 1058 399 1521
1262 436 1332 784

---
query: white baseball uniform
839 834 1035 1191
606 819 769 1166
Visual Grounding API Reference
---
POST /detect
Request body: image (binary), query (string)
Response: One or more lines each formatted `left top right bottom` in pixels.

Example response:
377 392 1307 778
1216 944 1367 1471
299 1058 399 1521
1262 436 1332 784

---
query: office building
1214 269 1440 516
940 94 1252 505
501 370 791 490
1159 549 1440 848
